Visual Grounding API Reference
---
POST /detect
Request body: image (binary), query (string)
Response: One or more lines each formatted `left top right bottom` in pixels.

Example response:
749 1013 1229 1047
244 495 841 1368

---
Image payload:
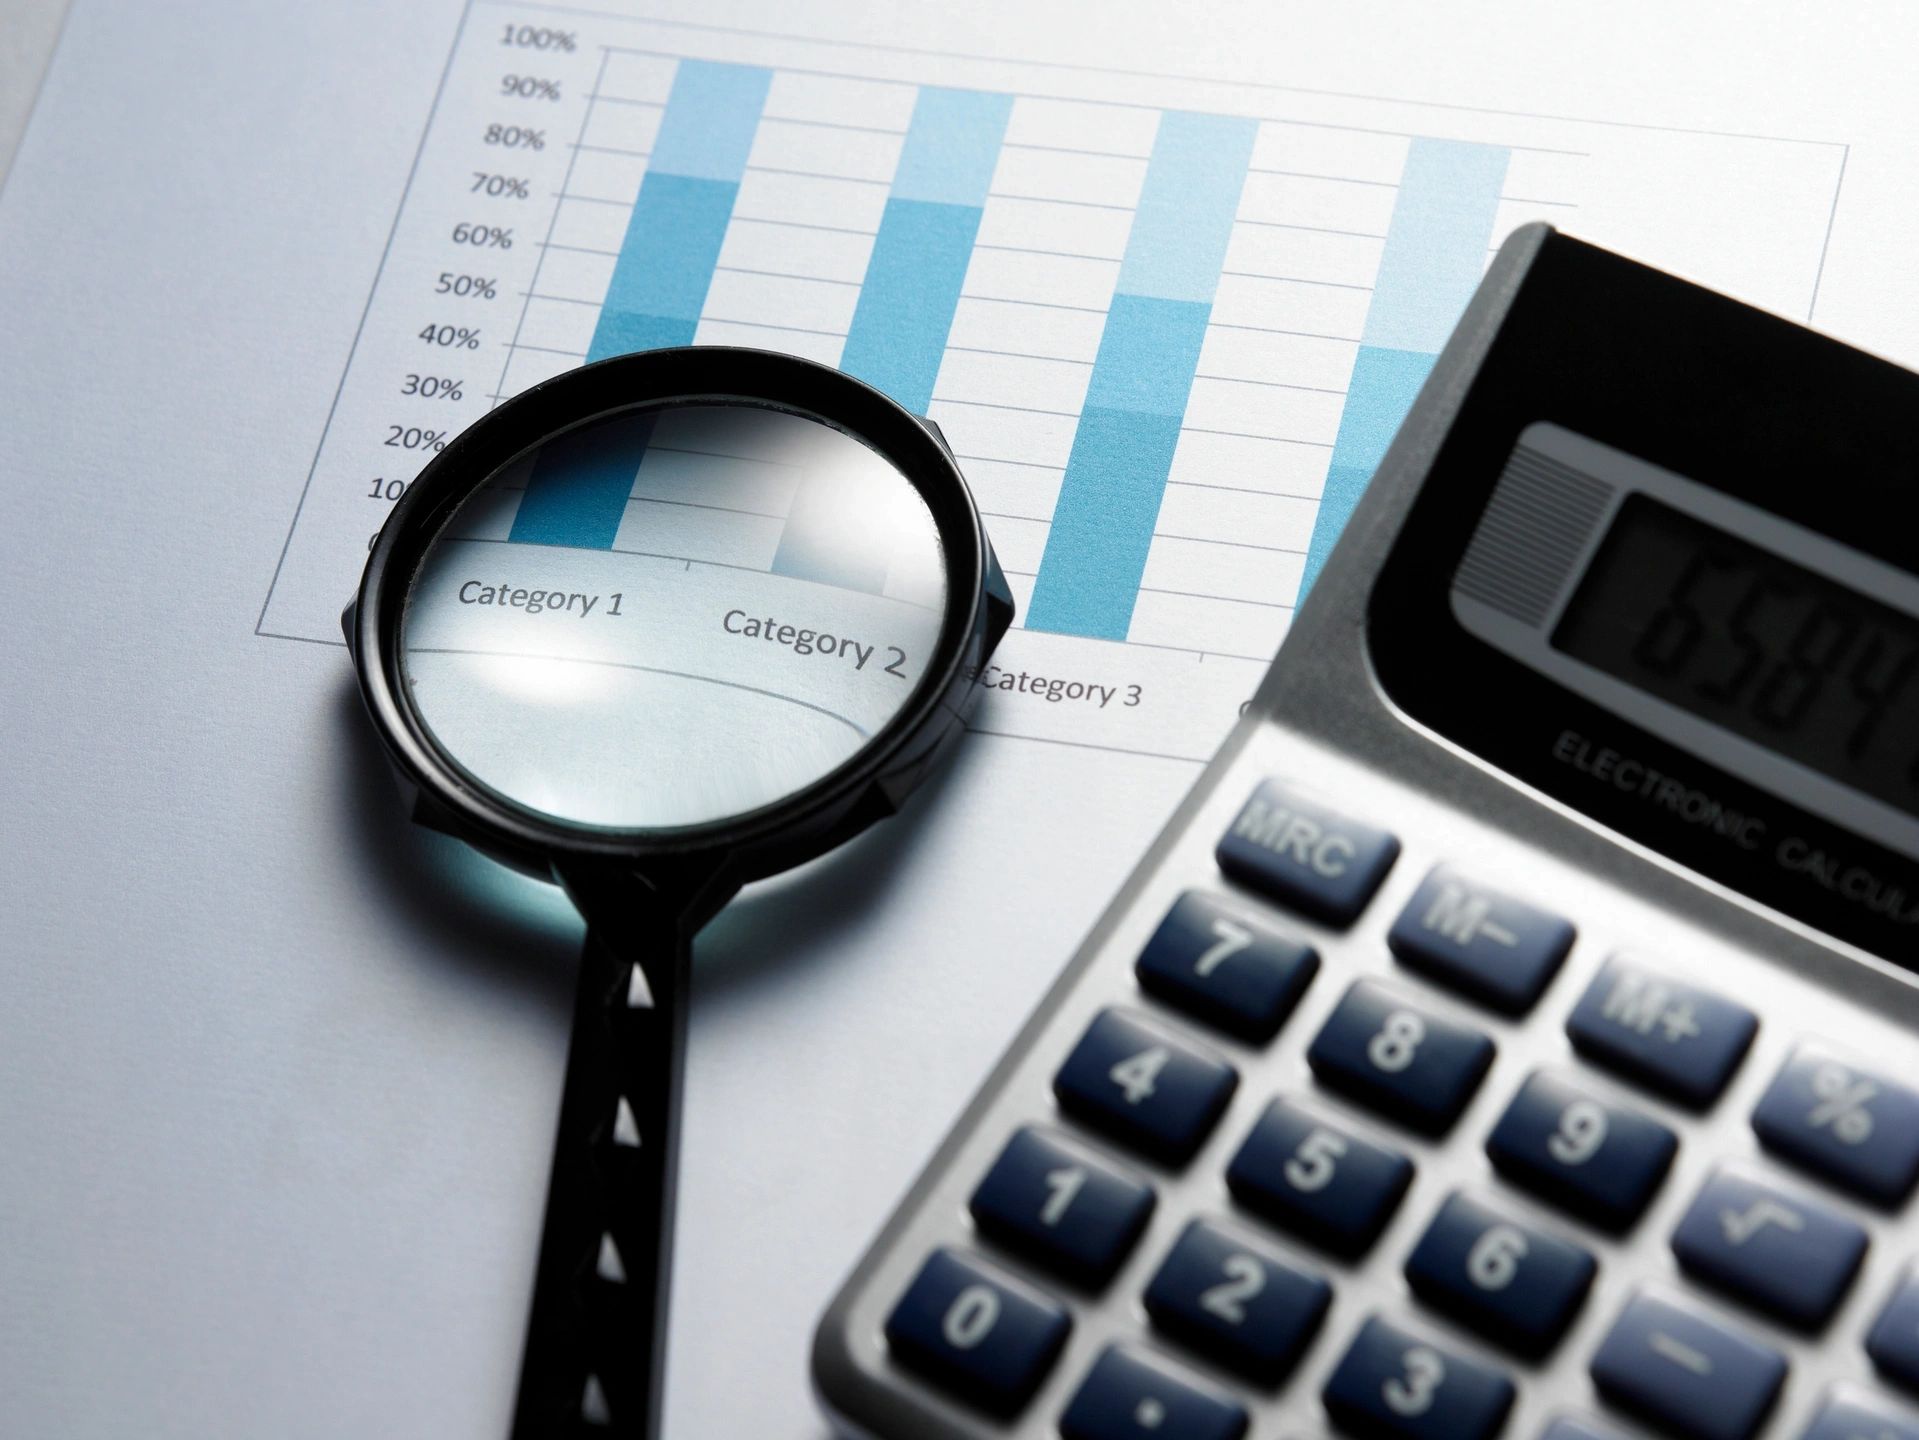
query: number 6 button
1054 1009 1238 1166
1404 1193 1596 1357
1322 1315 1515 1440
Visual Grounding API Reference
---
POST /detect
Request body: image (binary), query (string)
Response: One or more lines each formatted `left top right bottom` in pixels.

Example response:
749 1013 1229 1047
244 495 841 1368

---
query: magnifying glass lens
399 401 949 830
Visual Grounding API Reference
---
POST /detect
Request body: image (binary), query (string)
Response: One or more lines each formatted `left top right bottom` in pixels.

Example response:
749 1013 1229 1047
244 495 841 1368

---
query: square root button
1215 780 1399 926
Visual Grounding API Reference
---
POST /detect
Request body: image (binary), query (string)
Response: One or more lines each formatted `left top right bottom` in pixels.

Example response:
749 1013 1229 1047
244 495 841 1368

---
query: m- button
1215 780 1399 926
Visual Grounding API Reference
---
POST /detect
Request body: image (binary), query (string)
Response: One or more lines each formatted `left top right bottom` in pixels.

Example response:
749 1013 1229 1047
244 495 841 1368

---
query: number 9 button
1486 1071 1678 1231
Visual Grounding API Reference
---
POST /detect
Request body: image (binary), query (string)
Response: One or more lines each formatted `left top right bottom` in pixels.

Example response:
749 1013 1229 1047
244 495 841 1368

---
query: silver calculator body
814 225 1919 1440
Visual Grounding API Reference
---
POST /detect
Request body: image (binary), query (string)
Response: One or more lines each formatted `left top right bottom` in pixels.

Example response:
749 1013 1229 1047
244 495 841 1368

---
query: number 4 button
1055 1009 1239 1166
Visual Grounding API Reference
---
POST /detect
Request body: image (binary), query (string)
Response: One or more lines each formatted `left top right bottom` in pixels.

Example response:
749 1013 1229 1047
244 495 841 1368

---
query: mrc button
1215 780 1399 925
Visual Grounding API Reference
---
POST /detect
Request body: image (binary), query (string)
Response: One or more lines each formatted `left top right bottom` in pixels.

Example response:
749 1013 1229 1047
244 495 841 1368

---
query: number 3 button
1322 1315 1515 1440
1055 1009 1238 1166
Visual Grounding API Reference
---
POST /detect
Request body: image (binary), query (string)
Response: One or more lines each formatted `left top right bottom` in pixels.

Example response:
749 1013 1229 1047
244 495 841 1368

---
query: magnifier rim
351 347 994 867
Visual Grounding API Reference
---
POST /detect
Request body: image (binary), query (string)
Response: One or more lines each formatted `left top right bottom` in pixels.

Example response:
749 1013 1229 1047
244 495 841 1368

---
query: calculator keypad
1225 1098 1413 1257
1387 865 1575 1014
850 764 1919 1439
1589 1289 1786 1440
1566 958 1757 1107
1321 1314 1515 1440
1670 1166 1868 1329
970 1128 1155 1288
1142 1217 1331 1384
1306 979 1494 1135
1134 890 1319 1043
1752 1045 1919 1206
884 1249 1071 1416
1485 1070 1677 1231
1053 1009 1238 1166
1403 1191 1596 1357
1058 1345 1248 1440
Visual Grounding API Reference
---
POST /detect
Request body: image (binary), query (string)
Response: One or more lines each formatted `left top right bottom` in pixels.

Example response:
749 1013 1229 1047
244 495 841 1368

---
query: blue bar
509 411 655 549
839 89 1010 412
587 61 772 362
1026 112 1257 640
1300 138 1509 595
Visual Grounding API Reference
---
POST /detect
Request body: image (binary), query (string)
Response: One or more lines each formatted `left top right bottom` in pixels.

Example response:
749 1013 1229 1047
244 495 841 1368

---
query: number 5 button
1055 1009 1238 1165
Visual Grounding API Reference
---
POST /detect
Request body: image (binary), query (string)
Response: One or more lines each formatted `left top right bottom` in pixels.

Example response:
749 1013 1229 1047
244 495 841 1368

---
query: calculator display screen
1553 496 1919 823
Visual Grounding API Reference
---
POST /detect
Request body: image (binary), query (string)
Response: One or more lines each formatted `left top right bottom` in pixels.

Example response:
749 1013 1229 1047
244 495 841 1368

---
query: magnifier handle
511 922 689 1438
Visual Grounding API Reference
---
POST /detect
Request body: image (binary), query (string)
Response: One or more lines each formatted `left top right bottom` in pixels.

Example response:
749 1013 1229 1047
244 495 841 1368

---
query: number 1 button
969 1128 1155 1287
1055 1010 1238 1166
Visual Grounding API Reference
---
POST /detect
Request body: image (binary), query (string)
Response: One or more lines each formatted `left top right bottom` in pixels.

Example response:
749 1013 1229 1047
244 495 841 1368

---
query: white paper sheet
4 2 1919 1434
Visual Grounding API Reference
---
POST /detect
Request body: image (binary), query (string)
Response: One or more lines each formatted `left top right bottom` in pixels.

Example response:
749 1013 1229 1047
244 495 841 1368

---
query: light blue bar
1117 111 1259 304
769 480 889 594
1365 138 1511 352
1026 293 1213 639
839 199 981 412
1299 138 1510 596
891 88 1012 207
649 60 773 183
509 411 654 549
587 62 771 361
838 90 1009 409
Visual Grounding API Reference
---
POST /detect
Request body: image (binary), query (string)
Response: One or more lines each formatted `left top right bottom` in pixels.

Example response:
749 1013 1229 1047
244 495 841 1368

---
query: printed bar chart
1299 138 1511 593
586 61 771 360
1024 112 1258 640
837 89 1012 411
257 8 1842 762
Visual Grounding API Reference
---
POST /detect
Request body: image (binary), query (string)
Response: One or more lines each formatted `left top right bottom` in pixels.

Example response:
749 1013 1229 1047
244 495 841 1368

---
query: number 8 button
1306 980 1495 1134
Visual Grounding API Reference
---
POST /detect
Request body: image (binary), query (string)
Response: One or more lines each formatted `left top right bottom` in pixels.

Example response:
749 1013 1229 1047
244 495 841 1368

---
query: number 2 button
1055 1010 1238 1166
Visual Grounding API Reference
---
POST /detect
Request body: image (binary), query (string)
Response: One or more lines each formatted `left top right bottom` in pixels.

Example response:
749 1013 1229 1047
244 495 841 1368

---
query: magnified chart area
258 4 1845 760
402 403 947 829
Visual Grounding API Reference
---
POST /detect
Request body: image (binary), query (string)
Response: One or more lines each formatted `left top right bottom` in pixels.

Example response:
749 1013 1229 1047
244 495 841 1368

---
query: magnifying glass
343 347 1011 1436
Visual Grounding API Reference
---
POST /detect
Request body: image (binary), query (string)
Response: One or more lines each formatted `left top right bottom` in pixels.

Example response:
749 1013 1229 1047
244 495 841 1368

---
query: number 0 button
1307 980 1494 1135
1055 1009 1238 1166
1322 1315 1515 1440
884 1249 1070 1417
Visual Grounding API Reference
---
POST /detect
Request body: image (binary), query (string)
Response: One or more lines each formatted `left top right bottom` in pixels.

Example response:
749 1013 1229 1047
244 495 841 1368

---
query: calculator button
1321 1314 1515 1440
1143 1217 1332 1385
1135 891 1319 1043
1752 1046 1919 1206
1801 1390 1919 1440
1307 979 1495 1134
1541 1420 1625 1440
1059 1345 1249 1440
969 1127 1155 1287
1866 1271 1919 1391
1566 958 1757 1107
1054 1009 1238 1166
1403 1192 1596 1358
1226 1099 1414 1257
1387 866 1575 1014
1670 1167 1867 1329
1485 1071 1677 1231
1589 1289 1787 1440
884 1248 1070 1417
1215 780 1400 926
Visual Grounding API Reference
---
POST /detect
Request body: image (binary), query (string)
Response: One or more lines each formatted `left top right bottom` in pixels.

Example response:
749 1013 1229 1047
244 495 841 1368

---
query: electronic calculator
812 225 1919 1440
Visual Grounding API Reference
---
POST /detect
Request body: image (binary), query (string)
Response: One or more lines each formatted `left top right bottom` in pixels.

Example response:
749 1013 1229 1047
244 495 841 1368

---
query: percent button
1753 1045 1919 1206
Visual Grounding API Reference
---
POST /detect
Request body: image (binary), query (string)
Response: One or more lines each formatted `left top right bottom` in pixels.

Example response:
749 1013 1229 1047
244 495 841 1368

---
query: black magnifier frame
344 347 1011 1438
